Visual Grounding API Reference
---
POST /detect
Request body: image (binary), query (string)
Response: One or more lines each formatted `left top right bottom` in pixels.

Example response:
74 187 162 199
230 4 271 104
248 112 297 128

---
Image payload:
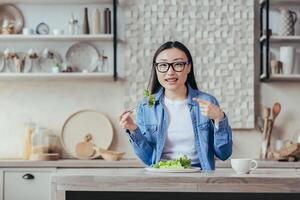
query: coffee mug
231 159 257 174
22 28 34 35
52 29 64 35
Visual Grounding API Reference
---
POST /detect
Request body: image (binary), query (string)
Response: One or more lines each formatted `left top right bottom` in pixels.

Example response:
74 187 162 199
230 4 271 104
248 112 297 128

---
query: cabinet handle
22 173 35 180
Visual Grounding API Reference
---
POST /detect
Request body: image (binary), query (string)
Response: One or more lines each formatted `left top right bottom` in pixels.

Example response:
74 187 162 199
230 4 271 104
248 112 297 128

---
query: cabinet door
0 170 3 200
4 170 53 200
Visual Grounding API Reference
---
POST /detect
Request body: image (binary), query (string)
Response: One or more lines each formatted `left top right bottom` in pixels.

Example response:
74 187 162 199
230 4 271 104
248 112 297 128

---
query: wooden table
51 168 300 200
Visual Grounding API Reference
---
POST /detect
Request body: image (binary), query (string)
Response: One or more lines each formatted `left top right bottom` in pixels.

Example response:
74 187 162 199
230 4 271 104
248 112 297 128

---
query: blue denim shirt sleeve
210 97 233 160
126 104 155 166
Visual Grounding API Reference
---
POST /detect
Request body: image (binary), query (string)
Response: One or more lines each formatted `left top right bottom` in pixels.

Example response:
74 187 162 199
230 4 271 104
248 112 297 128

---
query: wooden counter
51 168 300 200
0 159 299 168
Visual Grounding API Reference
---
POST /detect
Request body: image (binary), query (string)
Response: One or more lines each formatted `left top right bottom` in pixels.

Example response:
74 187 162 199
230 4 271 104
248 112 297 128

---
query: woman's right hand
119 111 137 132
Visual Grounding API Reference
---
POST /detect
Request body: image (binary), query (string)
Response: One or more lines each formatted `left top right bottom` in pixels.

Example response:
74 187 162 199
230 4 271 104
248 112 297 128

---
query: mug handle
250 160 258 171
290 11 297 26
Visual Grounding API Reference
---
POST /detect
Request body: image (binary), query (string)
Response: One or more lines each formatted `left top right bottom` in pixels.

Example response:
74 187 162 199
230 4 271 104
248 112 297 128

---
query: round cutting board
61 110 113 158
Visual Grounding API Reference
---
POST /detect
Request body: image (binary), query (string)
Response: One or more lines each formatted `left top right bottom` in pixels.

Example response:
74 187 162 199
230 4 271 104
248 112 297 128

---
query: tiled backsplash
124 0 255 128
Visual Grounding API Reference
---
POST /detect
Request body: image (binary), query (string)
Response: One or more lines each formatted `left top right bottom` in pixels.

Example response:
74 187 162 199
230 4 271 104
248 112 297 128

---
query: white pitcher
280 8 297 36
280 46 295 74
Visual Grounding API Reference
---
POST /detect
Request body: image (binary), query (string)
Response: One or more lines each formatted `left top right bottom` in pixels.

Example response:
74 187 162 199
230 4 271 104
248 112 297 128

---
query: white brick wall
124 0 255 128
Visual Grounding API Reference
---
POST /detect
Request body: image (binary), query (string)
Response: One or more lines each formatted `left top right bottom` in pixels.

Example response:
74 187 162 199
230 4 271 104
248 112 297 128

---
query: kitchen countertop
51 168 300 200
0 158 299 168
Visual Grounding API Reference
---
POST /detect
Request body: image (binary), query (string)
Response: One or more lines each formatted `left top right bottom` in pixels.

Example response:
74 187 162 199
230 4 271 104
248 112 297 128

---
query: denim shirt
127 84 232 170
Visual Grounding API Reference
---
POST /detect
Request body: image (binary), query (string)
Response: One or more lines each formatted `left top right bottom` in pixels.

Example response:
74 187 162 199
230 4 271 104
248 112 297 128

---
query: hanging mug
280 8 297 36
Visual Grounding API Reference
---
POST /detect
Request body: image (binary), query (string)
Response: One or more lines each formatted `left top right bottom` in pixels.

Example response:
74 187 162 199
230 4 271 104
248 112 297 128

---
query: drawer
4 170 53 200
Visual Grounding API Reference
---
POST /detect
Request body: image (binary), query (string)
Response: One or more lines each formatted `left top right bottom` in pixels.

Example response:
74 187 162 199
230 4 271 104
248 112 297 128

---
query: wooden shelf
0 34 114 42
0 0 113 4
269 36 300 43
270 0 300 6
0 73 121 81
268 74 300 81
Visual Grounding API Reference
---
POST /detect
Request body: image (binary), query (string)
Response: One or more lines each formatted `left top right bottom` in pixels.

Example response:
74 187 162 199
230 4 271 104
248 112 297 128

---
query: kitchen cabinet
0 0 120 81
260 0 300 81
2 168 55 200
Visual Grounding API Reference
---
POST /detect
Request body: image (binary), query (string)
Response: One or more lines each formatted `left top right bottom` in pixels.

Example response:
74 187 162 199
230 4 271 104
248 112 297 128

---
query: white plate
38 51 62 72
145 167 201 173
61 110 113 159
6 52 26 72
65 42 99 72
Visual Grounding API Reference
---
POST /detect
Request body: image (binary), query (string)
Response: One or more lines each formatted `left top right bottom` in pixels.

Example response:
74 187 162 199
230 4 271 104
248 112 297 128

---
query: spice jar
30 126 60 160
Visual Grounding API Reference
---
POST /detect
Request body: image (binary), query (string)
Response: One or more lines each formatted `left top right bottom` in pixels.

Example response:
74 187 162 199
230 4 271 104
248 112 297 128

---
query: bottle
22 122 35 160
83 7 90 34
68 14 76 35
104 8 111 34
92 9 101 34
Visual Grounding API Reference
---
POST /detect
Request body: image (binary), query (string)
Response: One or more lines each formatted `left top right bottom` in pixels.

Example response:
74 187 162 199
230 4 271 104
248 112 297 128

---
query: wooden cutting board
61 110 113 159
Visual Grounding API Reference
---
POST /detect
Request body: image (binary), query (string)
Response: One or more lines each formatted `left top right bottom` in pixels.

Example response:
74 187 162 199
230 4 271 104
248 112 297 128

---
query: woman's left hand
192 98 224 124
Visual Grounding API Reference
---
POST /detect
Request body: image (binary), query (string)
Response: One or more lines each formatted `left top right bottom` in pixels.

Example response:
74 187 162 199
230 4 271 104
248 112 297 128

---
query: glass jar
22 122 36 160
30 126 59 159
69 19 79 35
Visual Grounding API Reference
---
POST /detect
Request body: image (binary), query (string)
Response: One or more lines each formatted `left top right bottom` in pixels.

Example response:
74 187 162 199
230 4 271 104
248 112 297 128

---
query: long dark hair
148 41 198 94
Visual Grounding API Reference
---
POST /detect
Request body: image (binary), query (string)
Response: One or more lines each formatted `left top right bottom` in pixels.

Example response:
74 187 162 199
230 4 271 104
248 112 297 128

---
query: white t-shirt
161 96 200 164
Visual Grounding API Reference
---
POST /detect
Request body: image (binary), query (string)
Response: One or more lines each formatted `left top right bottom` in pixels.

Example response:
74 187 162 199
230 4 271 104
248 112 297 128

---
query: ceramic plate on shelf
38 51 62 72
65 42 99 72
6 52 26 73
0 53 4 72
0 4 24 34
145 167 201 173
61 110 113 159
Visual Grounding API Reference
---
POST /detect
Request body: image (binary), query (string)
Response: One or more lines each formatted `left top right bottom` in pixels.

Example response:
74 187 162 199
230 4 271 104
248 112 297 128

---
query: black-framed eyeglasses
154 61 189 73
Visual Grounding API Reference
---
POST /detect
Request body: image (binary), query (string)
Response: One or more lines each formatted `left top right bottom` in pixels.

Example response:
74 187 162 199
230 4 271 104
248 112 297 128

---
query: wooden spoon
265 102 282 159
260 107 271 159
262 107 271 140
272 102 281 123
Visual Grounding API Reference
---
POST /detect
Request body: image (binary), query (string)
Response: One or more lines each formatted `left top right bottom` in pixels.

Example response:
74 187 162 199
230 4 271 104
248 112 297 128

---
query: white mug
280 46 295 74
52 29 64 35
22 28 34 35
231 159 257 174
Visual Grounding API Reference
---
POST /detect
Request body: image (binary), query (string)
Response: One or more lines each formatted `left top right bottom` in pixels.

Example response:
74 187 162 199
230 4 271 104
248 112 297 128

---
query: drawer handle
22 173 35 180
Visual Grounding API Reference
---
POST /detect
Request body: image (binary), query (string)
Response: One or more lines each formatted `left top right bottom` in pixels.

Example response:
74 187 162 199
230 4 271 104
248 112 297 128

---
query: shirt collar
154 84 198 106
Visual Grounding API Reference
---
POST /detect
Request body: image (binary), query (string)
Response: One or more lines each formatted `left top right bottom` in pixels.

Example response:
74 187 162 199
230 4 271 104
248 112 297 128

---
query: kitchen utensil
272 102 281 123
75 134 96 159
265 102 282 159
65 42 99 72
260 107 271 159
61 110 113 159
0 4 24 34
98 148 125 161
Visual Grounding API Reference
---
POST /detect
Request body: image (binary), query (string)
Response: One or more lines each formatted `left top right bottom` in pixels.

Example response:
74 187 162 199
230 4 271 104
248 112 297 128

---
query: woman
119 41 232 170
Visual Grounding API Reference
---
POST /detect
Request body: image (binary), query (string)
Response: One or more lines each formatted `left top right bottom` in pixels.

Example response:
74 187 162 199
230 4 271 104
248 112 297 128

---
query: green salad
152 156 191 169
143 89 155 108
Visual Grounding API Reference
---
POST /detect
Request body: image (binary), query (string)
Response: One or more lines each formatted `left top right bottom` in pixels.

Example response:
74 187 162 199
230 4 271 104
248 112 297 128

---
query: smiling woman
118 41 232 170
